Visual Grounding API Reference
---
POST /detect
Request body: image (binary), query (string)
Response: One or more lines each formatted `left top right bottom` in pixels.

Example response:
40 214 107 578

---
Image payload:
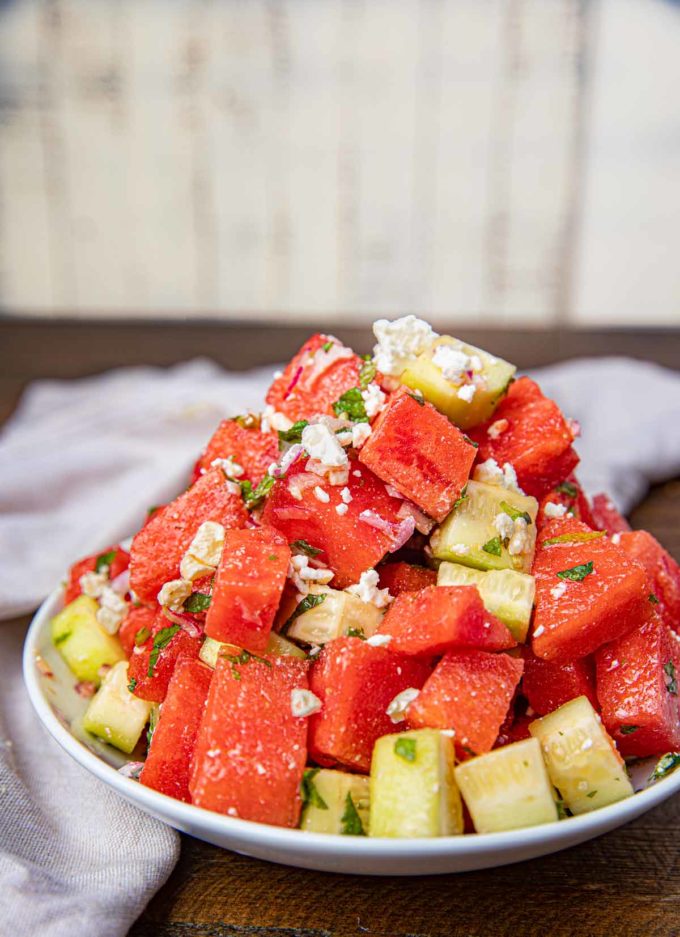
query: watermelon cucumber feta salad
49 317 680 837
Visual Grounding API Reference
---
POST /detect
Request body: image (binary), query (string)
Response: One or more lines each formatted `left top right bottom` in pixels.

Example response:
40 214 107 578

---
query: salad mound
49 316 680 837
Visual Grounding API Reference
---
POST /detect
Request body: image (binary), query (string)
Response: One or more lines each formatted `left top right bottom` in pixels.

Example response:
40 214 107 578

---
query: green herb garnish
300 768 328 810
556 561 594 582
333 387 368 423
278 420 309 445
146 505 161 518
555 797 570 820
555 481 578 498
184 592 212 613
664 660 677 695
340 792 366 835
407 391 425 406
54 631 71 646
649 593 660 605
346 627 366 640
222 648 272 681
321 341 334 353
146 705 159 748
290 539 322 557
649 752 680 784
482 536 502 557
233 412 260 430
453 485 468 510
586 790 598 799
95 549 117 573
500 500 531 525
461 745 477 758
284 593 327 632
127 677 138 693
462 434 479 449
543 532 604 547
147 625 181 678
620 724 640 735
394 737 417 763
359 356 377 389
240 474 276 509
134 626 150 647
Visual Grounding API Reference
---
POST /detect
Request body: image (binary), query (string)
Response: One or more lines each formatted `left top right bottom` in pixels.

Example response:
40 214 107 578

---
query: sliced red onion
397 499 435 535
274 443 304 478
283 364 304 400
568 418 581 439
118 762 144 780
75 681 97 699
389 515 417 551
302 344 354 388
162 607 204 638
110 568 130 596
384 484 405 500
358 510 415 552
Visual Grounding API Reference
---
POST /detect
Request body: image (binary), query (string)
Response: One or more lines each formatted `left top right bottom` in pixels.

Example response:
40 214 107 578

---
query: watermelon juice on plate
24 316 680 872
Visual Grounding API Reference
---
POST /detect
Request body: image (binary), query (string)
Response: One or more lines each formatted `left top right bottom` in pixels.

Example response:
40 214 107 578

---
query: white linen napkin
0 354 679 936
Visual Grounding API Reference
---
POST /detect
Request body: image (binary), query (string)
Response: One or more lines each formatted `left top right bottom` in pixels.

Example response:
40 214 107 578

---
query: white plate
24 584 680 876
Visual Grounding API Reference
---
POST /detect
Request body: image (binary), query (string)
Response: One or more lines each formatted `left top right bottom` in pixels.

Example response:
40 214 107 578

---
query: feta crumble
79 570 109 599
290 688 322 717
301 422 348 468
351 422 372 449
261 404 293 434
96 589 129 634
361 382 386 418
211 456 244 478
611 533 621 545
346 569 392 608
313 486 330 504
507 517 531 556
432 344 472 384
157 578 193 612
550 581 567 601
457 383 476 403
335 503 349 516
186 521 225 567
372 316 438 376
487 418 509 440
340 487 353 504
544 501 568 519
473 458 524 494
493 512 515 542
533 624 546 638
365 633 392 647
386 687 420 723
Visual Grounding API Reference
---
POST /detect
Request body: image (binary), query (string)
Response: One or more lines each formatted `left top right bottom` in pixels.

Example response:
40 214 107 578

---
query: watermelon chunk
377 585 516 656
521 648 597 716
469 377 579 499
204 527 291 654
537 476 594 530
266 333 364 423
308 637 431 773
617 530 680 634
190 655 309 826
531 518 651 661
128 613 202 703
595 616 680 758
590 493 631 535
129 467 248 605
377 562 437 597
261 454 407 589
64 546 129 605
407 649 524 758
118 606 157 657
358 388 477 522
193 419 278 486
140 658 213 801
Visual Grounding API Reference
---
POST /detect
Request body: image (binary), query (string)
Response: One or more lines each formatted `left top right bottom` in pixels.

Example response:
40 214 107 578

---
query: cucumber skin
436 562 535 643
51 595 126 684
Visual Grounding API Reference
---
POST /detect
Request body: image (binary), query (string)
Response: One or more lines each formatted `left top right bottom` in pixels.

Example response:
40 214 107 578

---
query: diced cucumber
401 336 516 430
199 632 307 669
83 661 152 754
430 480 538 575
51 595 126 684
454 737 558 833
266 632 309 659
529 696 634 815
369 729 463 838
287 589 383 646
300 768 370 835
436 562 535 642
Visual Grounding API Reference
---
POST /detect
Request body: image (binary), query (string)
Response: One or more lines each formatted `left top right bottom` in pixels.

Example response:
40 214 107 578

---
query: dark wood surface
3 319 679 937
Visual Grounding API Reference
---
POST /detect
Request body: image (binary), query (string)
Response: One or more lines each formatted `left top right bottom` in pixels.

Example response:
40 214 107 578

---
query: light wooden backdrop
0 0 678 324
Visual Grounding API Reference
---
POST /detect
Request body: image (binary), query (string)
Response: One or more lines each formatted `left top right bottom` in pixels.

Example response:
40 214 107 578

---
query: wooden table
3 320 679 937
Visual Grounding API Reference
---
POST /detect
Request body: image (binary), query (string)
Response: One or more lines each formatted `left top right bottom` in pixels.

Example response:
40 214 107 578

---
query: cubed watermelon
193 419 278 485
377 562 437 596
190 655 309 826
596 616 680 758
204 527 291 654
358 388 476 522
531 518 651 661
64 546 130 605
469 377 579 499
521 647 597 716
407 649 524 758
266 333 364 423
128 614 202 703
308 637 432 773
537 476 595 530
377 585 516 656
261 454 407 589
590 493 631 535
140 658 213 801
129 467 248 605
118 606 157 657
617 530 680 634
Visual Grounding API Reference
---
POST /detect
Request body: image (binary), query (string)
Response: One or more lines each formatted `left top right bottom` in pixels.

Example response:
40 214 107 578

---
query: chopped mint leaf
290 539 322 557
147 625 181 678
586 790 598 799
346 627 366 640
333 387 368 423
461 745 477 758
620 724 640 735
664 660 677 695
359 357 377 389
146 705 159 748
462 434 479 449
184 592 212 613
268 553 278 561
301 768 328 810
340 792 366 835
556 561 594 582
54 631 72 646
95 549 117 573
407 391 425 406
321 341 334 352
482 536 502 557
649 752 680 784
394 737 417 763
453 485 468 510
649 593 660 605
500 500 531 525
555 797 570 820
127 677 138 693
134 626 150 647
146 505 161 518
233 412 260 430
555 481 578 498
278 420 309 445
223 648 272 681
240 474 275 509
284 593 327 632
543 532 604 546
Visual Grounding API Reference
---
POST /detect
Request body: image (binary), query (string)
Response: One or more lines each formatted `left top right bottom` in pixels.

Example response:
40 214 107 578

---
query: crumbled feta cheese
301 422 348 468
157 578 193 612
179 553 214 582
487 418 509 440
361 382 386 418
346 569 392 608
607 658 620 672
550 581 567 601
353 469 362 478
351 422 372 449
290 688 322 717
386 687 420 723
340 487 352 504
225 480 242 496
493 512 515 541
365 634 392 647
450 543 471 556
611 533 621 545
96 588 129 634
457 383 476 403
544 501 567 519
335 503 349 516
211 456 244 479
313 486 330 503
261 404 293 434
533 624 546 638
502 462 523 493
79 570 109 599
288 556 334 594
432 345 471 384
372 316 438 376
507 517 531 556
273 369 283 379
473 458 524 494
186 521 225 567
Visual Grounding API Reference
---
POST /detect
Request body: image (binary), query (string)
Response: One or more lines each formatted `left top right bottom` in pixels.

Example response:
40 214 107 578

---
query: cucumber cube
369 729 463 837
300 768 370 835
199 632 307 669
287 588 383 645
454 737 558 833
436 562 535 642
51 595 126 684
83 661 152 754
430 480 538 574
529 696 634 815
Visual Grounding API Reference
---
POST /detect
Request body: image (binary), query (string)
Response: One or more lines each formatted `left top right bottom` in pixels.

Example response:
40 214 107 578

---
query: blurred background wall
0 0 678 326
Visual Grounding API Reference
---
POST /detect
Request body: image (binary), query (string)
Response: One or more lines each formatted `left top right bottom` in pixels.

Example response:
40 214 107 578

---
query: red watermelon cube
407 649 524 757
118 606 157 658
64 545 129 605
129 467 248 605
140 657 213 801
261 453 407 589
128 613 202 703
204 527 291 654
595 616 680 758
377 585 516 656
358 388 476 522
590 493 631 536
308 637 432 773
531 518 651 661
617 530 680 634
193 420 278 486
266 333 364 423
190 655 309 826
521 648 597 716
469 377 579 499
377 562 437 597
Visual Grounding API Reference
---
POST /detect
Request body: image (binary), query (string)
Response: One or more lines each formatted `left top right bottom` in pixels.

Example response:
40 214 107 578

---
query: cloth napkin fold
1 354 679 937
